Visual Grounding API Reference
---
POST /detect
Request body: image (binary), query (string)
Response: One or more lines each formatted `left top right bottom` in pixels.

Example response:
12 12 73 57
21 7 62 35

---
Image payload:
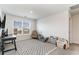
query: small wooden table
1 35 17 55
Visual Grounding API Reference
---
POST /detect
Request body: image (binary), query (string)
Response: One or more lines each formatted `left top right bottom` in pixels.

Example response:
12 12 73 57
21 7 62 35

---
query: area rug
4 39 56 55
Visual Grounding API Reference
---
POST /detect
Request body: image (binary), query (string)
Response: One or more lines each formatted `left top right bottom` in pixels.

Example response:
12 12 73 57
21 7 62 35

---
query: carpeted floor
3 39 56 55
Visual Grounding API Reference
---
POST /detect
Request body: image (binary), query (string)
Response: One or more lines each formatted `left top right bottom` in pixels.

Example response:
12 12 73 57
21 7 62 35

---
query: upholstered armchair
31 30 38 39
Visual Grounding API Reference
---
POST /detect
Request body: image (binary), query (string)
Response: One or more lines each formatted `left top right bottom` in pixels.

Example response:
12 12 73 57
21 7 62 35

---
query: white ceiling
0 4 74 19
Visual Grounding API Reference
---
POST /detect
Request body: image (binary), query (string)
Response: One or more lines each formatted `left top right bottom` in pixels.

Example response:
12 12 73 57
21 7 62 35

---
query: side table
56 38 69 49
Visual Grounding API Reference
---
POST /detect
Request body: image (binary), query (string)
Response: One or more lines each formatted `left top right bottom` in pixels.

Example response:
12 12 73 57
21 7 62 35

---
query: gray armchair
38 34 48 42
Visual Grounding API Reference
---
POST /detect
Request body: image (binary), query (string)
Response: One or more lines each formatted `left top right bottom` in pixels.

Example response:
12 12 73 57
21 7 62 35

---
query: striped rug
4 39 56 55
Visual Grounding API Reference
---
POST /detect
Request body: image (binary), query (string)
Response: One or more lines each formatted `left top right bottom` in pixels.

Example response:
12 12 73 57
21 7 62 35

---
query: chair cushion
48 36 57 44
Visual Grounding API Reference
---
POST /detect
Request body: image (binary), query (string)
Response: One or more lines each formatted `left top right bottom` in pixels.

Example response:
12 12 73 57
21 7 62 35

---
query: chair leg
12 40 14 44
13 40 17 51
1 41 4 55
2 50 4 55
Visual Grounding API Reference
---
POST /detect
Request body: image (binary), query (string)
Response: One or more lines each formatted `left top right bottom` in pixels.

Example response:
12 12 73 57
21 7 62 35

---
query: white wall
37 10 69 40
69 15 73 43
71 14 79 44
31 19 37 31
5 13 37 41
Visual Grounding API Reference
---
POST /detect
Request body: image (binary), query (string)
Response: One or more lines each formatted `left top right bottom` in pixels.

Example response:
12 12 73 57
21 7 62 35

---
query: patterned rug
3 39 56 55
